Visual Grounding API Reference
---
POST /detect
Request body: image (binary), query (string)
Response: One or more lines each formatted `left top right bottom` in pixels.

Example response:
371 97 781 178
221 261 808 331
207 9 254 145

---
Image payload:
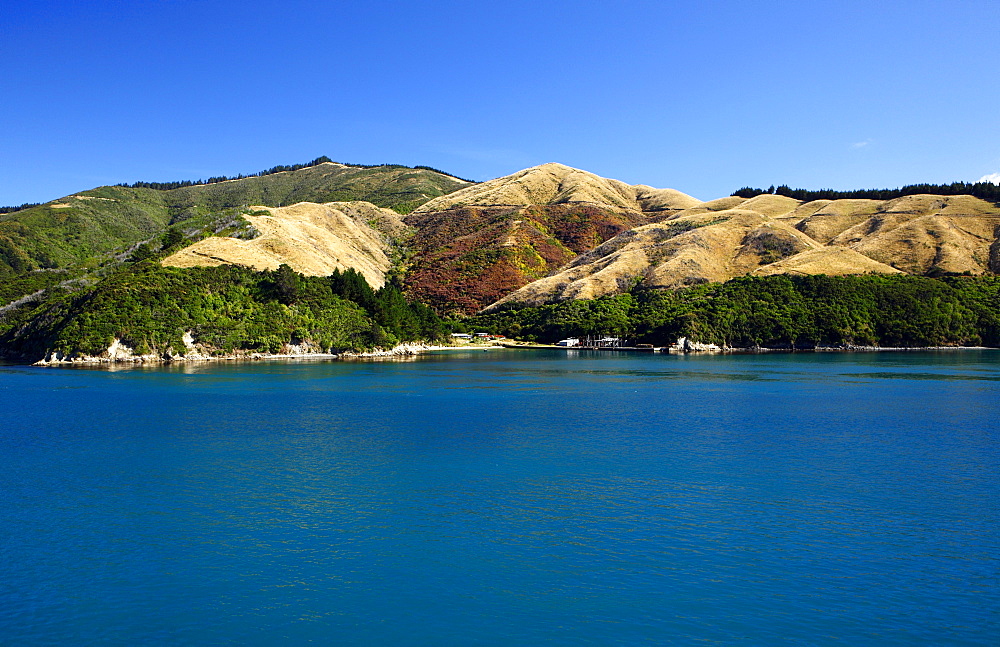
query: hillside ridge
485 191 1000 311
0 161 468 277
413 163 701 214
402 163 703 313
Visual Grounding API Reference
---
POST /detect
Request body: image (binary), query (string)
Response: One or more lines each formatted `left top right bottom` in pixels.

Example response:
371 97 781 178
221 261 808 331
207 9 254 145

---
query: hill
403 163 701 313
3 157 1000 362
0 161 469 277
485 192 1000 311
157 161 471 220
412 163 700 214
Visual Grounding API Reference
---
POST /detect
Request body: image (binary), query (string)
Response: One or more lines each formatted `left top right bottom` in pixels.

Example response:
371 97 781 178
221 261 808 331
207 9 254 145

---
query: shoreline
672 344 995 354
501 341 996 354
340 343 490 358
14 342 997 368
26 341 502 367
682 344 996 354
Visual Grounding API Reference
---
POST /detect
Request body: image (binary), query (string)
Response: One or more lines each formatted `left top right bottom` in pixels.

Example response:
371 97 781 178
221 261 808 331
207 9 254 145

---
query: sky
2 0 998 205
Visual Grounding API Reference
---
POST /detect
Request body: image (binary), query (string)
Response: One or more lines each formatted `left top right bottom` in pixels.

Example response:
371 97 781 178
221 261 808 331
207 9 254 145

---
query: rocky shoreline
340 343 465 359
24 339 994 367
663 335 993 354
30 338 459 367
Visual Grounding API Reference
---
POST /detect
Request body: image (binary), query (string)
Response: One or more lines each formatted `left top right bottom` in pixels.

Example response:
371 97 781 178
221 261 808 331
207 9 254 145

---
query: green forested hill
0 186 171 274
156 162 470 221
0 158 466 363
0 262 446 363
0 161 469 277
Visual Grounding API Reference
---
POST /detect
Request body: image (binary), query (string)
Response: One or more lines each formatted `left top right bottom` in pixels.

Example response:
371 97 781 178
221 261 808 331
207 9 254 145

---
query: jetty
502 336 664 353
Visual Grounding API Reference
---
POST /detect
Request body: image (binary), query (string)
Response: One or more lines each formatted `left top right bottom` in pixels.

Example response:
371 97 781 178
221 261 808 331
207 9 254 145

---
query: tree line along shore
4 266 997 365
466 274 1000 350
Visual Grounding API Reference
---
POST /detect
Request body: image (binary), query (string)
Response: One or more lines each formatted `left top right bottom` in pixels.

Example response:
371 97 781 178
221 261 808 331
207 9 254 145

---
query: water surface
1 350 997 644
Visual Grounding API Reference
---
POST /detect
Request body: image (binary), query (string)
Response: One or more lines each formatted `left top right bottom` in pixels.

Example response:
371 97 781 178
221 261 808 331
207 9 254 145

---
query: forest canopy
0 263 447 361
469 275 1000 349
732 182 1000 204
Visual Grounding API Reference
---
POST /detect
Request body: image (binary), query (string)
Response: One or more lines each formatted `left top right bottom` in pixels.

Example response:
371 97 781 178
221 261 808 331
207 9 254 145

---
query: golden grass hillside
412 163 702 215
162 201 408 288
484 193 1000 311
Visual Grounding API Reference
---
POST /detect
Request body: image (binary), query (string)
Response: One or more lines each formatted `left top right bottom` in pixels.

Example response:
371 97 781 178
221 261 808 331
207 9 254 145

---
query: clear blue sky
3 0 998 205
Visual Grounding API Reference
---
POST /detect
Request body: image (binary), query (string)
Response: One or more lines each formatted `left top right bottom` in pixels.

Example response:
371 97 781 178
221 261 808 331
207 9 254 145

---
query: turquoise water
1 350 997 645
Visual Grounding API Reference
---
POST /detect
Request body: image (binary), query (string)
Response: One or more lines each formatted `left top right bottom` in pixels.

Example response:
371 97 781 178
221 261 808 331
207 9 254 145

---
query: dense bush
0 203 42 215
0 263 447 361
733 182 1000 204
118 156 337 191
470 275 1000 348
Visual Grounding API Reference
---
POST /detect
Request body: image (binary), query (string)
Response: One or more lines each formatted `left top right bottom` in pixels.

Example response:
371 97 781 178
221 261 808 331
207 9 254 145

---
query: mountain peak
412 163 700 214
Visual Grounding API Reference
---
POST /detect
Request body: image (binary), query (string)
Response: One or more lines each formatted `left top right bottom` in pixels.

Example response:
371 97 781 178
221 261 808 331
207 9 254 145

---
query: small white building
451 333 473 339
556 338 580 347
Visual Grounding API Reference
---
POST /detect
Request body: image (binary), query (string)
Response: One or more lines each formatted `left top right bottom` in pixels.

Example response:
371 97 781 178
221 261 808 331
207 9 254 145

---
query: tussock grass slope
163 201 408 288
486 192 1000 311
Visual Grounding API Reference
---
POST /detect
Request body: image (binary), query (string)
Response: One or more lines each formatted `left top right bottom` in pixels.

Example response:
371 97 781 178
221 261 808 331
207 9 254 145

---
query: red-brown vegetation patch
403 204 655 313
